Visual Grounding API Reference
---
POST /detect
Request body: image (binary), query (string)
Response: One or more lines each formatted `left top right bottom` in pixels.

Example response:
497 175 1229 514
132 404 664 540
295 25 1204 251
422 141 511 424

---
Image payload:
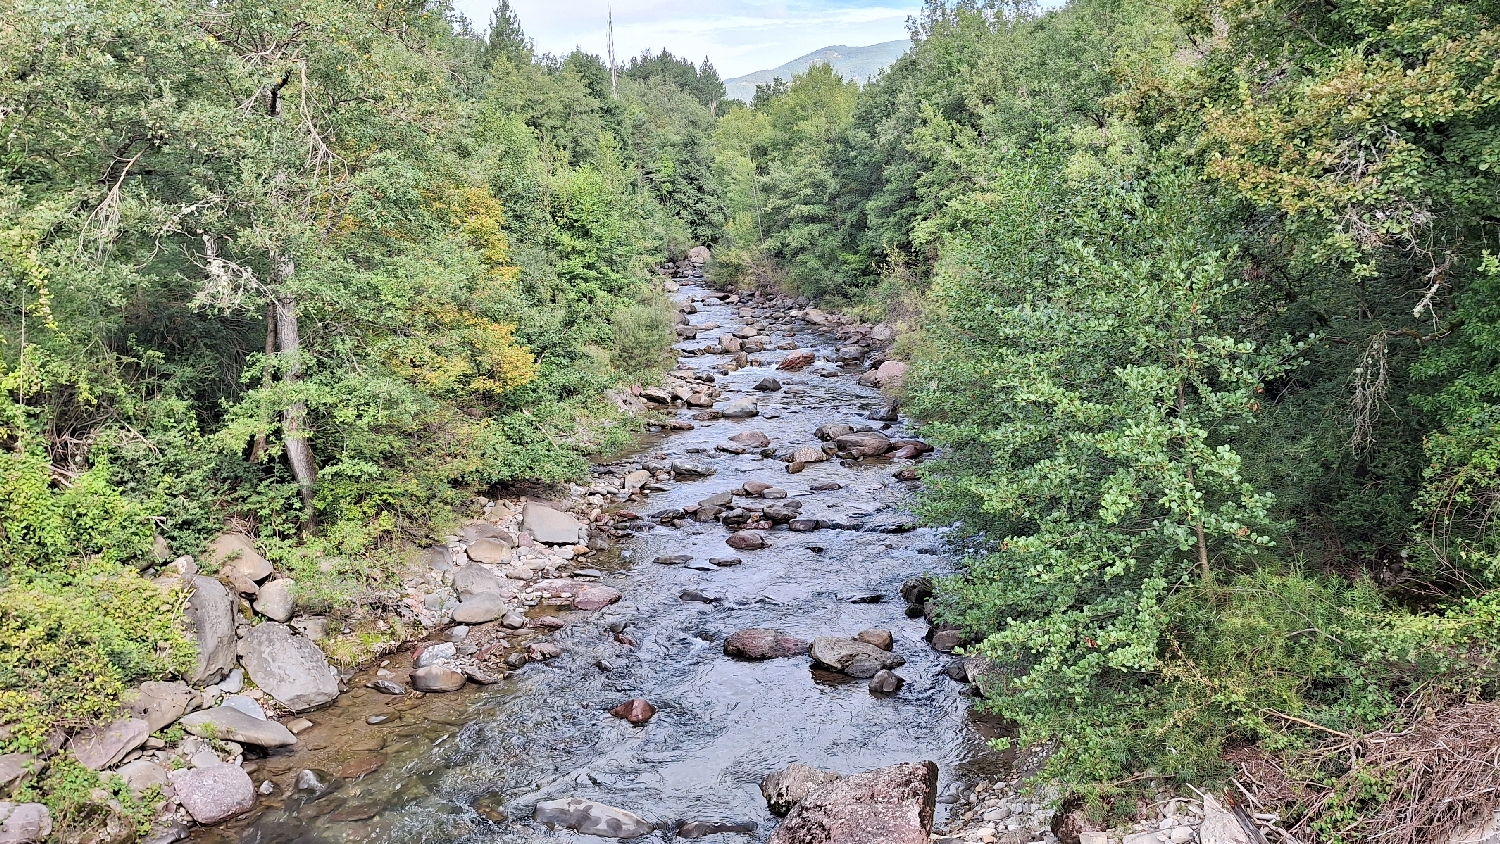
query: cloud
451 0 920 77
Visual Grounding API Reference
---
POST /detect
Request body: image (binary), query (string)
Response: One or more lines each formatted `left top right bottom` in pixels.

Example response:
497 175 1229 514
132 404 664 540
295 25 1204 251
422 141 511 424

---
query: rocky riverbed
1 254 1070 844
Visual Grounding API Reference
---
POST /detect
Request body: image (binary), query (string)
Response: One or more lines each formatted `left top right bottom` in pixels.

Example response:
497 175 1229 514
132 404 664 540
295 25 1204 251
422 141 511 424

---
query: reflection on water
199 286 1007 844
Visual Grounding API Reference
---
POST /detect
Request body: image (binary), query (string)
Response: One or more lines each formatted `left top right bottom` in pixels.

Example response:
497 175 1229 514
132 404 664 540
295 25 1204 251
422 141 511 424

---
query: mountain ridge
724 40 910 102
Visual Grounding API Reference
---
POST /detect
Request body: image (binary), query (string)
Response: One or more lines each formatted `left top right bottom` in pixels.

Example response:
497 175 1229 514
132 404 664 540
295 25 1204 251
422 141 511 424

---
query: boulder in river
726 531 766 551
855 629 894 651
754 377 783 392
767 761 938 844
609 698 656 725
761 764 842 816
169 764 256 826
182 575 237 686
835 431 892 458
410 665 467 693
868 670 905 695
789 446 829 464
680 820 758 838
815 423 855 441
729 431 771 448
671 460 716 477
238 622 340 711
725 629 809 660
522 503 584 545
722 397 759 418
810 637 907 679
533 798 654 838
180 707 297 748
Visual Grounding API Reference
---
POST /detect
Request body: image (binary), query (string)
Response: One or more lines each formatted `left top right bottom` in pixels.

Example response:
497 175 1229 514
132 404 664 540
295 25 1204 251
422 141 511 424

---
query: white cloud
452 0 921 78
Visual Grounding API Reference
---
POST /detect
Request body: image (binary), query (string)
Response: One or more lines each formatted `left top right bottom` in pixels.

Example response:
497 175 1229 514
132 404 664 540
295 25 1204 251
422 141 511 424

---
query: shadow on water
198 285 1009 844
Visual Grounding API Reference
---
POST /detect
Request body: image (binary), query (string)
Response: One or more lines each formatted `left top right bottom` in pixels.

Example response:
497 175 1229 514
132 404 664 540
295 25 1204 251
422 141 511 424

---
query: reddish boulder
725 629 810 660
609 698 656 725
778 351 816 371
726 531 766 551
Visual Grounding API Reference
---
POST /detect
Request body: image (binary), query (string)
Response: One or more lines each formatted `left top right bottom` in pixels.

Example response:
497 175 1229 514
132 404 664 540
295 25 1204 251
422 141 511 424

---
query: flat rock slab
0 802 51 843
532 579 621 611
534 798 653 838
180 707 297 748
169 764 256 826
70 717 149 771
522 503 584 545
238 622 340 711
768 761 938 844
452 593 507 624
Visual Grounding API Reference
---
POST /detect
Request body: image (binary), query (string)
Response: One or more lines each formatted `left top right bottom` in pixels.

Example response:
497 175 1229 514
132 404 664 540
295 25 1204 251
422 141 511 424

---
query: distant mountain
724 40 910 102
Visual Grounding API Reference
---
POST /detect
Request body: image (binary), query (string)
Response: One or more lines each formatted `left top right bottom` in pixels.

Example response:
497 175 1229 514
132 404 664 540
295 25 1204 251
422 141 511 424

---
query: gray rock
121 681 193 733
206 533 272 582
809 638 906 679
113 760 169 797
699 491 735 507
220 668 245 693
365 680 406 695
0 756 38 795
453 564 509 600
671 460 716 477
238 623 340 711
790 446 829 464
680 820 758 838
0 802 51 843
293 768 340 800
928 629 964 653
168 764 255 825
754 377 783 392
761 764 842 816
815 423 855 441
522 503 584 545
533 798 653 838
410 665 466 693
180 707 296 748
220 694 265 720
729 431 771 448
1199 794 1253 844
414 642 456 667
726 531 766 550
182 575 237 686
500 610 527 629
623 469 651 491
835 431 892 458
868 670 905 694
767 761 938 844
466 537 513 564
722 397 759 418
70 717 150 771
452 593 507 624
252 578 296 622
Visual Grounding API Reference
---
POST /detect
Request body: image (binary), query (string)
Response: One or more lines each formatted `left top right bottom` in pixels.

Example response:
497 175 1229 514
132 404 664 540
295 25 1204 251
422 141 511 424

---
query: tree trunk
248 301 276 463
271 251 317 528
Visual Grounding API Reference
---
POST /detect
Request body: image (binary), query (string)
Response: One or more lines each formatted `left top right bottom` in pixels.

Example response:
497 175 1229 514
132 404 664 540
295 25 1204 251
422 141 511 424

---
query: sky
451 1 923 79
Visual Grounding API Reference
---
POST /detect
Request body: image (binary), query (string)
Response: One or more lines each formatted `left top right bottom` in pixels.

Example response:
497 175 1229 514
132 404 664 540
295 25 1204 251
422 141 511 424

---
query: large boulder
180 707 296 748
522 503 584 545
182 575 237 686
121 681 193 733
0 755 37 795
721 397 759 418
69 717 149 771
410 665 466 693
466 537 513 565
533 798 653 838
767 761 938 844
253 578 296 622
168 764 255 825
114 760 170 798
809 638 906 679
726 532 766 551
725 629 810 660
238 623 339 711
834 432 892 458
206 533 272 582
729 431 771 448
453 564 510 600
0 802 51 843
761 764 842 816
451 593 507 624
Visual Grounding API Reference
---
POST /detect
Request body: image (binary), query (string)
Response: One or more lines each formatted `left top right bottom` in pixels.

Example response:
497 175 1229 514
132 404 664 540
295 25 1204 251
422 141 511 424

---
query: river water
199 285 1004 843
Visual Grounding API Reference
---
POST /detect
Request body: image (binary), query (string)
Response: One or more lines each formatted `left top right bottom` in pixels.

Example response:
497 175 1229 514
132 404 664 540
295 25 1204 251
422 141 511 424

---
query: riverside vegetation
712 0 1500 841
3 0 1500 841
